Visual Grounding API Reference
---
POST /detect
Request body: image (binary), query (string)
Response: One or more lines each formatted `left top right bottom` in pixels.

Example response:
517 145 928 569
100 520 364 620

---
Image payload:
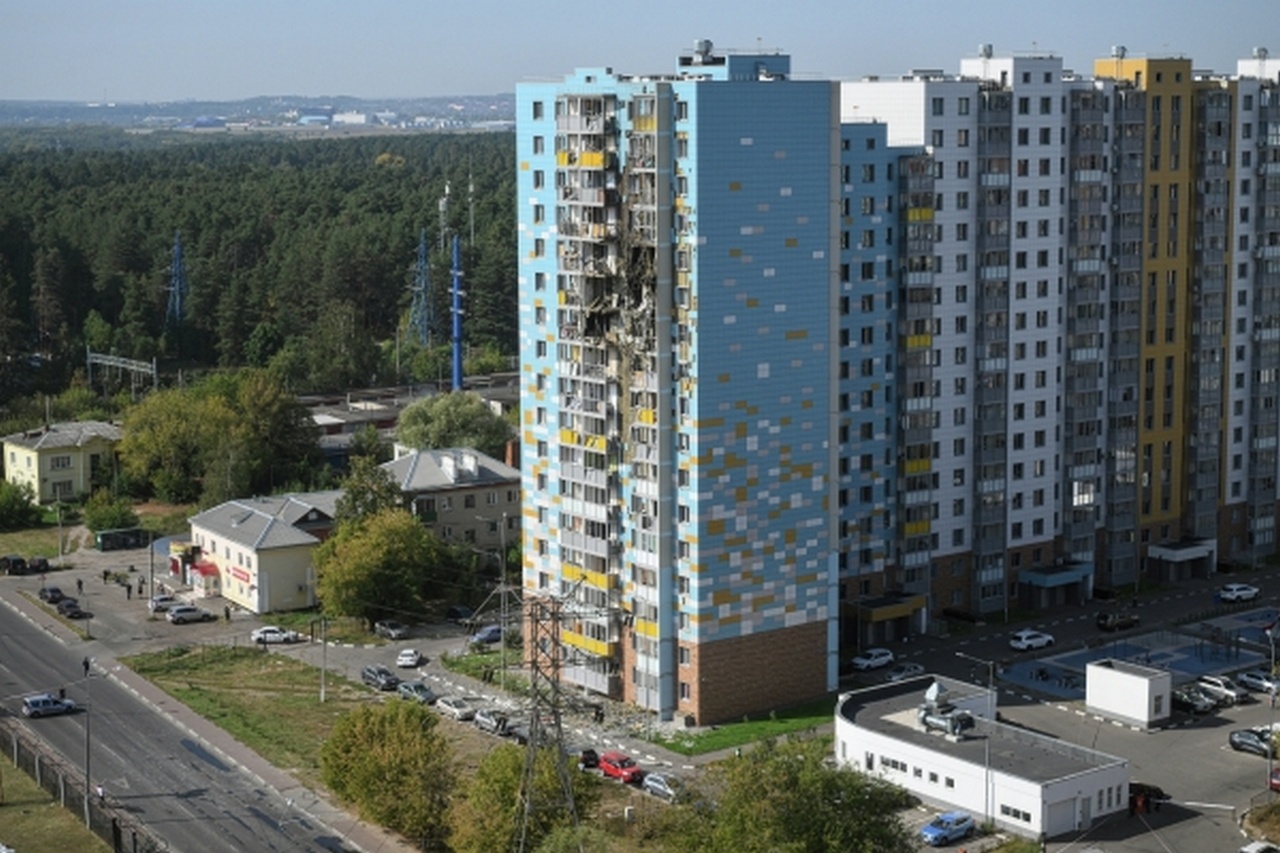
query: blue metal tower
408 228 432 348
165 230 187 333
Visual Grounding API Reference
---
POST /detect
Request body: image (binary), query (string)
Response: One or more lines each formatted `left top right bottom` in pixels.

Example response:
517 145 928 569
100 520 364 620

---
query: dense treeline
0 130 516 403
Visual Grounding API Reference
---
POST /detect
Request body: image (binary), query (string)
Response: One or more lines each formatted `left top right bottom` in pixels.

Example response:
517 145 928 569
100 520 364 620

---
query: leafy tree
348 423 391 464
81 488 139 532
535 824 620 853
0 480 41 531
396 391 513 459
321 699 455 849
664 737 915 853
448 743 601 853
314 507 434 626
334 454 402 525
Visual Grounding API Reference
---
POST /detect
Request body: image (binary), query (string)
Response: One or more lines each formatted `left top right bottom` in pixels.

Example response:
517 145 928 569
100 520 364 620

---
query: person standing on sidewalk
76 578 84 596
82 657 90 677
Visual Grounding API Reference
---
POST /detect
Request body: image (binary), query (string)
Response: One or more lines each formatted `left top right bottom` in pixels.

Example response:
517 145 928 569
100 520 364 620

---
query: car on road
1172 684 1216 714
21 693 77 718
166 605 216 624
470 624 504 644
436 696 476 721
1009 629 1055 651
1096 611 1140 631
37 586 64 604
920 810 975 846
1218 582 1261 602
396 681 437 705
850 648 895 671
361 665 401 691
641 772 683 802
446 605 474 624
374 620 409 640
55 598 84 617
1198 674 1248 706
474 708 510 735
395 648 422 668
599 751 645 784
885 662 925 682
250 626 302 644
147 594 178 613
0 555 29 575
1238 669 1280 694
1230 728 1275 757
573 747 599 771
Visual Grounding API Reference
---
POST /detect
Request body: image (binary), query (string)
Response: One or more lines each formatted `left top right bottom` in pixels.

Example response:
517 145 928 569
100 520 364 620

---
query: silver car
436 697 476 721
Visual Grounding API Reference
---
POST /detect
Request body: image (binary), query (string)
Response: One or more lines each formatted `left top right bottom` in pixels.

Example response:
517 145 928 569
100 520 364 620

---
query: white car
251 626 301 644
436 696 475 721
1238 669 1279 694
850 648 895 671
885 662 925 682
1009 629 1055 651
396 648 422 668
148 594 178 613
1218 583 1260 602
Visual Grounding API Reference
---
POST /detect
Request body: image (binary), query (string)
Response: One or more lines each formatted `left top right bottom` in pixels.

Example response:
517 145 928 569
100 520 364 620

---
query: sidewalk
0 558 418 853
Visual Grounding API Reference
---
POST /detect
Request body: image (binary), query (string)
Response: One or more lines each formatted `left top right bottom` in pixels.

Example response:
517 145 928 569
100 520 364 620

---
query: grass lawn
123 645 372 790
0 526 64 560
266 611 376 646
654 696 837 756
0 760 111 853
440 646 529 694
1249 801 1280 844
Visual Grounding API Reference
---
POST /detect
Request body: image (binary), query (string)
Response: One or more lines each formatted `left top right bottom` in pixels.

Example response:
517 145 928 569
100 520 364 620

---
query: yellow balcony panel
585 434 607 452
904 520 931 536
904 458 931 474
633 115 657 132
637 408 656 425
562 629 616 657
634 618 659 639
578 151 605 168
562 563 612 591
559 427 579 445
906 334 933 350
906 208 934 222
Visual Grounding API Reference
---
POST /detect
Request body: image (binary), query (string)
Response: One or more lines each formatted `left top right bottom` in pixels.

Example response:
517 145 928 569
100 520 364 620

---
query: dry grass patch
0 760 112 853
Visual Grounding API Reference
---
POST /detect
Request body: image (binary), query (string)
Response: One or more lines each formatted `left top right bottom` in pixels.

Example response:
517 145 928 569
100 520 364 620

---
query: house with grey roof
186 491 340 614
383 447 520 563
2 421 122 504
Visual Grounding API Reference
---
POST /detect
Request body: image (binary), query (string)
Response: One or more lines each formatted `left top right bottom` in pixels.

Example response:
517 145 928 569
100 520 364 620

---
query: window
532 135 544 154
930 129 944 147
533 170 544 189
958 97 970 115
532 101 544 120
51 455 72 470
957 129 969 147
931 97 945 116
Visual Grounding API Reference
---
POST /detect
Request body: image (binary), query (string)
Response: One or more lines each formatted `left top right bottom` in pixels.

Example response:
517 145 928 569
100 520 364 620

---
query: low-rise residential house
2 421 121 504
186 491 340 614
384 448 520 559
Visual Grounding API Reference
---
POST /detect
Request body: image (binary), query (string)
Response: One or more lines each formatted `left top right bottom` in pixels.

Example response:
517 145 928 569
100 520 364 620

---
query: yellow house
2 421 122 504
186 491 340 614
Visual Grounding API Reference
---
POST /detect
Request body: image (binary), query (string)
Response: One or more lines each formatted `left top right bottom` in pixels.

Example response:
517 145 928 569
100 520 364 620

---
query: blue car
471 624 503 644
920 811 975 846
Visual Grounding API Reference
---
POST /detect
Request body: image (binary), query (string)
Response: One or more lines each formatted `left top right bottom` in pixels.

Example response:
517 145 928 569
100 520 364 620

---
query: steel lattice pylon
165 230 187 333
408 228 433 348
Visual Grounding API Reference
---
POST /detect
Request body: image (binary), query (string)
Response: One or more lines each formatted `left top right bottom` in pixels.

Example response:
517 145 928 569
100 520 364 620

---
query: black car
0 555 29 575
1230 729 1275 757
1129 782 1170 803
446 605 474 624
55 598 83 617
1096 611 1140 631
27 557 49 575
575 747 599 771
361 665 401 691
37 586 64 604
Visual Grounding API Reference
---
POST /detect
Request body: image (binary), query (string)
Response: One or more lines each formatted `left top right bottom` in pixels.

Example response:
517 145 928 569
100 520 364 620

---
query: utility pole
83 658 94 828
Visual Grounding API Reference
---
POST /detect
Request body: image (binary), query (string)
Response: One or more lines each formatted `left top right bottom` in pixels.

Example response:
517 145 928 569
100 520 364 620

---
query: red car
598 751 645 784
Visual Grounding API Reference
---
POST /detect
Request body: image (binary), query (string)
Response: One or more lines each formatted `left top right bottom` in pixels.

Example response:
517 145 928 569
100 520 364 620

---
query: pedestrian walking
82 657 90 677
102 569 109 585
137 577 144 594
76 578 84 596
96 784 104 806
126 584 132 600
224 605 231 622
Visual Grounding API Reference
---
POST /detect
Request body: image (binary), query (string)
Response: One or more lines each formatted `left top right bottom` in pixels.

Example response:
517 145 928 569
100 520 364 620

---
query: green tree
314 507 431 626
81 488 139 532
320 700 455 849
664 738 915 853
0 480 41 531
334 454 402 525
348 423 391 464
448 743 601 853
395 391 513 459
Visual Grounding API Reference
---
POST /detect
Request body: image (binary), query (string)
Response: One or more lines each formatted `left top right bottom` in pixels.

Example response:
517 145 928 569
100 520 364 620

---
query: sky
1 0 1275 103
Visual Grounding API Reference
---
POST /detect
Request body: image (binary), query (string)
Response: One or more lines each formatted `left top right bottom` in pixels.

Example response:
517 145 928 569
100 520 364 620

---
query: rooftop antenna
438 181 451 252
468 166 475 248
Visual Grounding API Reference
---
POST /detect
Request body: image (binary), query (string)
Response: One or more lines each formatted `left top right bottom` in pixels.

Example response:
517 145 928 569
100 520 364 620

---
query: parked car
885 662 925 682
27 557 49 575
446 605 474 624
37 586 64 604
361 665 401 691
474 708 510 735
1096 611 1140 631
1231 728 1275 757
1241 842 1280 853
1270 768 1280 793
395 648 422 668
920 810 976 846
1218 582 1261 602
599 751 645 784
55 598 83 617
148 594 178 613
436 696 476 721
850 647 895 671
1008 629 1055 651
1198 674 1249 706
166 605 216 624
374 620 409 640
1171 684 1216 714
641 772 684 802
470 624 504 645
251 626 302 644
574 747 599 771
1238 669 1280 694
21 693 77 718
0 555 29 575
397 681 438 705
1130 781 1170 803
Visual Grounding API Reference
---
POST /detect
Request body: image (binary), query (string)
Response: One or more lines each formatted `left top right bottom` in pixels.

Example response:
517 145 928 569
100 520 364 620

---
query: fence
0 717 166 852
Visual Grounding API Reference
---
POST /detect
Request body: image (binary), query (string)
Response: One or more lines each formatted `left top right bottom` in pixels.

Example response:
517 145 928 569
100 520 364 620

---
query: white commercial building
835 676 1130 840
1085 658 1172 729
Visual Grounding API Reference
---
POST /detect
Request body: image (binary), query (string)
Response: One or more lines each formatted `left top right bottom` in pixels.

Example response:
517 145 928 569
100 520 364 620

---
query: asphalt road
0 594 354 852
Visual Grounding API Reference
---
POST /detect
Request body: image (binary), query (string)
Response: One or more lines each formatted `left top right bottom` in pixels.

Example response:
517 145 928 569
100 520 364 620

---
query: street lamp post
955 651 995 826
1268 627 1276 786
82 658 94 828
